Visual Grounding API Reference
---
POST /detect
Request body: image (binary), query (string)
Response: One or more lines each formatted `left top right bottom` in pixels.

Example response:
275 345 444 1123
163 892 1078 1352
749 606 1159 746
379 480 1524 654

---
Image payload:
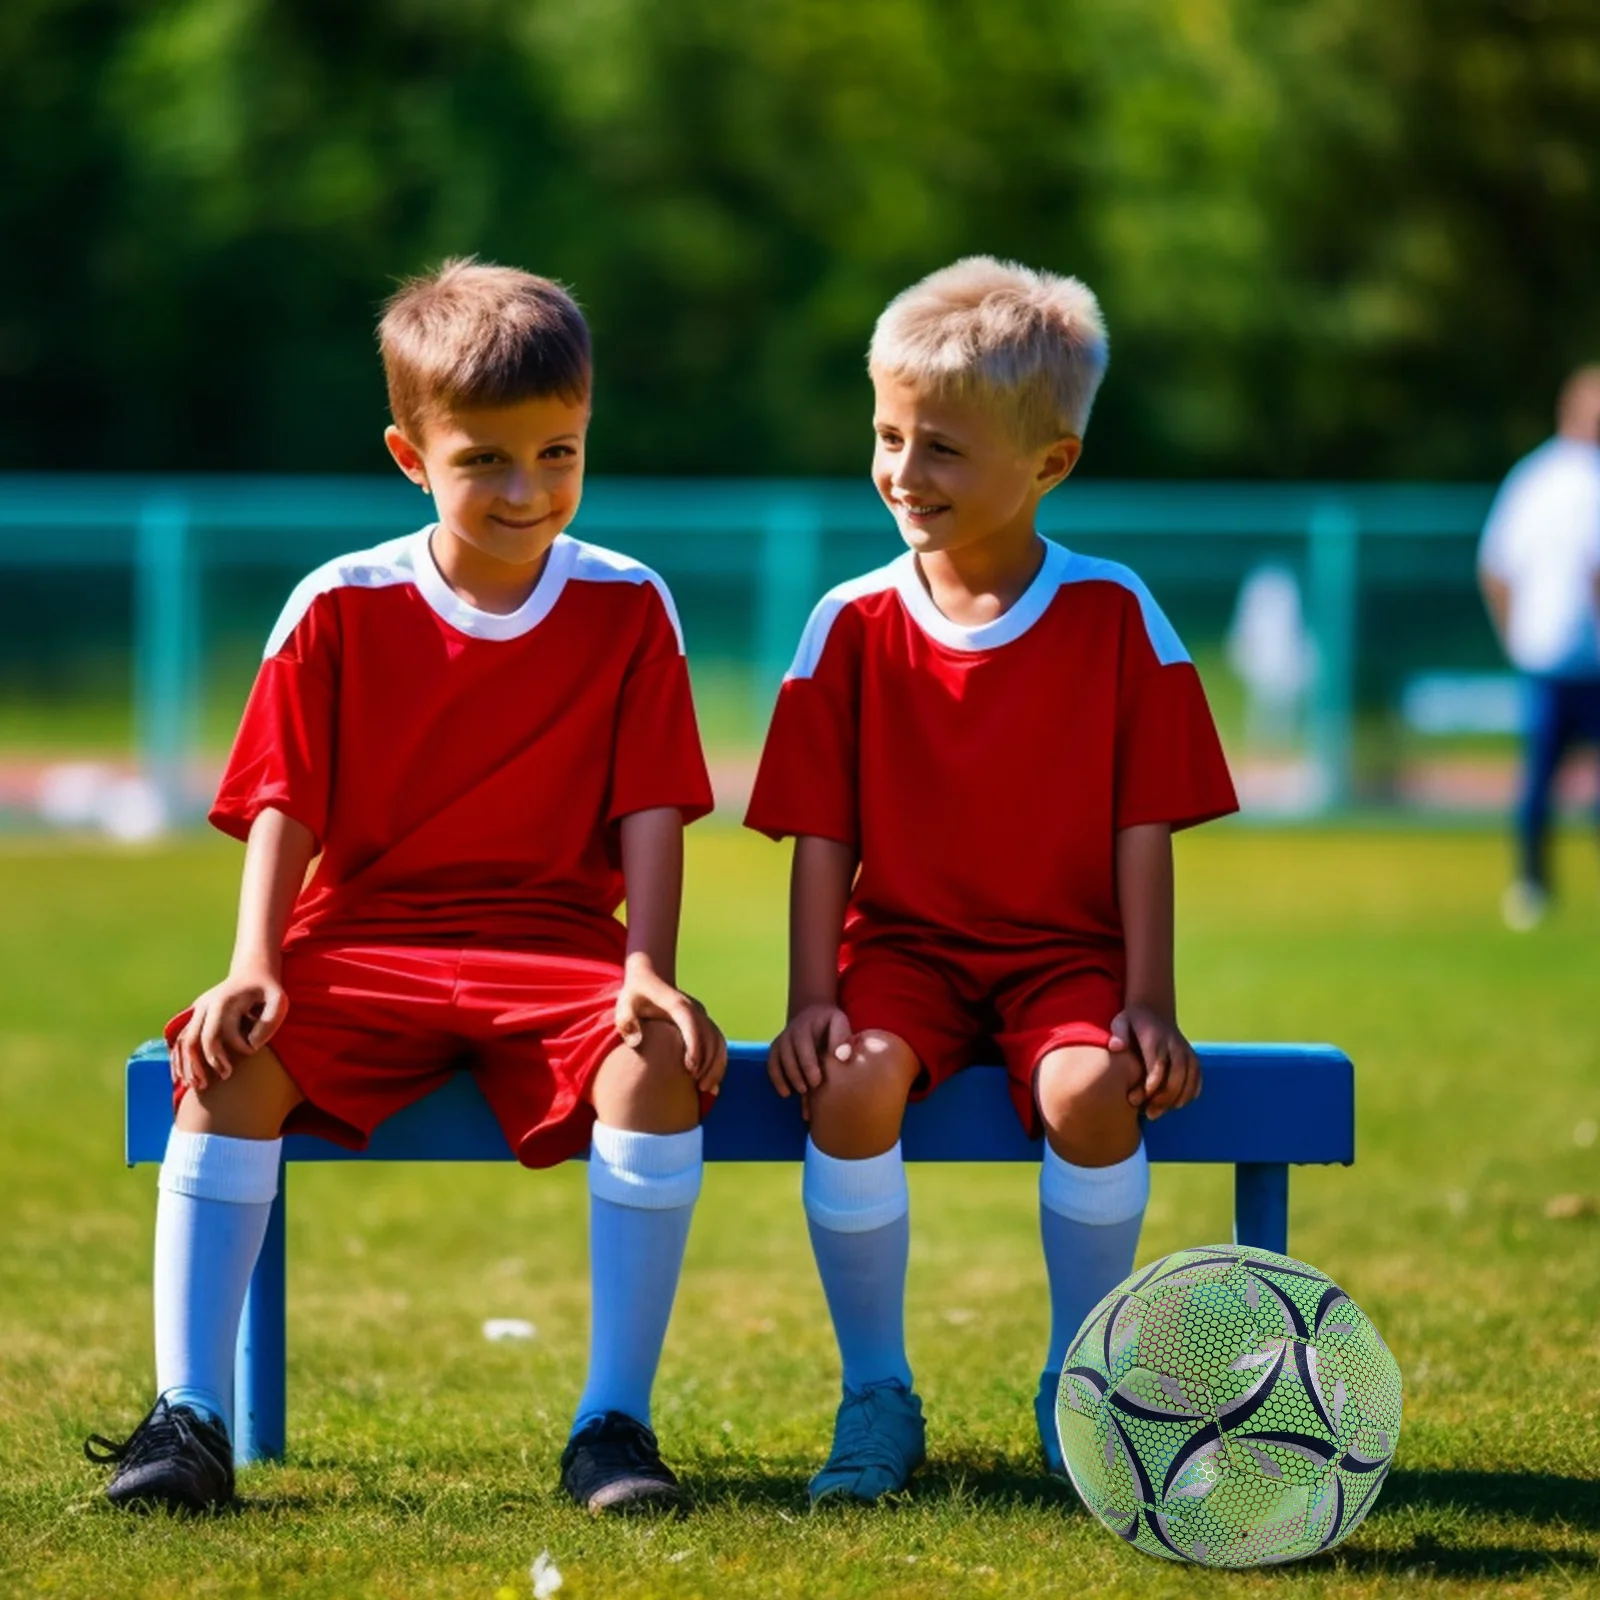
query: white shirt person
1477 365 1600 927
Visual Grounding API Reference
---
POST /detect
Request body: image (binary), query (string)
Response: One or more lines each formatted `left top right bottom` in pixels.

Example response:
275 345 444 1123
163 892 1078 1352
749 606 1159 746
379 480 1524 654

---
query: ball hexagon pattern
1055 1244 1401 1568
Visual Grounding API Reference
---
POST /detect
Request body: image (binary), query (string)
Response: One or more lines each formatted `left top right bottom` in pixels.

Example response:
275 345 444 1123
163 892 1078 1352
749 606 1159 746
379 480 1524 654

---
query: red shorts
838 944 1122 1138
166 943 664 1168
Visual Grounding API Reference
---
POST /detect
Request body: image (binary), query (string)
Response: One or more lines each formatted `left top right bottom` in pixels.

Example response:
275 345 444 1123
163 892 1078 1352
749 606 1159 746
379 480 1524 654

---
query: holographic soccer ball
1056 1244 1401 1568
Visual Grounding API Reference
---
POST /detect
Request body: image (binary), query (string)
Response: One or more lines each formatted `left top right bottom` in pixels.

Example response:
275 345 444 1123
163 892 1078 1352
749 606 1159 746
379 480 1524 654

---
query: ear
1035 434 1082 496
384 424 429 488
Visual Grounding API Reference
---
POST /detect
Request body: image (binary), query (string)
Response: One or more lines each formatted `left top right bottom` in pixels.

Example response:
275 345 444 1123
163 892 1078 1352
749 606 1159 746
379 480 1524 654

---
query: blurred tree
0 0 1595 477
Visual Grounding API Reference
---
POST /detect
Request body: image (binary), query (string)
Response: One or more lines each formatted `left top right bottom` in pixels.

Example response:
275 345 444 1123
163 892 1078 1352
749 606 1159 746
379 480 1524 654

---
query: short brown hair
379 257 591 439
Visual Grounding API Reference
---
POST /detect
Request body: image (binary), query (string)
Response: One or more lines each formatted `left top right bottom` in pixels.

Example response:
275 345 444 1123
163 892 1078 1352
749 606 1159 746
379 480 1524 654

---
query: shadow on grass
687 1454 1086 1515
742 1460 1599 1579
912 1460 1084 1513
898 1461 1600 1528
681 1462 812 1511
1380 1468 1600 1530
1319 1469 1600 1577
1326 1538 1597 1580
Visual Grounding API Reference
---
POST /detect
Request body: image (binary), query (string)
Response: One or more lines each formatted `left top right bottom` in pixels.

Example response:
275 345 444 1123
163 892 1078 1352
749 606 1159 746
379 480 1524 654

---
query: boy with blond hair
746 257 1237 1503
87 259 725 1516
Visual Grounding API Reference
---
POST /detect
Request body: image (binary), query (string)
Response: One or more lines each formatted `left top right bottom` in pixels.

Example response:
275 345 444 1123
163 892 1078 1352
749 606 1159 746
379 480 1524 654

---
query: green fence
0 475 1501 821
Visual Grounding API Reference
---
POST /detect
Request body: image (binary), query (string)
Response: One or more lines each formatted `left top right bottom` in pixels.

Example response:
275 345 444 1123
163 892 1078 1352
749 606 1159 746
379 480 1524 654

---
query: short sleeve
1477 467 1522 580
1115 593 1238 833
744 602 861 845
210 597 339 846
607 585 714 825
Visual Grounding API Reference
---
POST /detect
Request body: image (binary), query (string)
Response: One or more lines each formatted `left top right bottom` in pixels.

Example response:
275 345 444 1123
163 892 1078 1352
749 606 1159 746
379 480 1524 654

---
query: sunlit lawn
2 825 1598 1598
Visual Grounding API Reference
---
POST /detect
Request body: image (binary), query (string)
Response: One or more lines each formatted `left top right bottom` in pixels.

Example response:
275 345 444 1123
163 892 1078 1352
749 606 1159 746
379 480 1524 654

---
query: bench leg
1233 1162 1289 1255
234 1157 287 1465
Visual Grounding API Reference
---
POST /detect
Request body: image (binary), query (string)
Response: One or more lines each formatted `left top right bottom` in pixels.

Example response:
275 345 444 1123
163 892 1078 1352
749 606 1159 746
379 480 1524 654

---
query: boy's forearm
619 806 684 986
789 834 857 1013
231 808 318 976
1116 822 1176 1016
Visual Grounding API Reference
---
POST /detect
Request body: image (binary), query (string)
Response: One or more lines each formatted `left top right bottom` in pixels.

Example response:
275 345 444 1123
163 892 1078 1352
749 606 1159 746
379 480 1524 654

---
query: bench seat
124 1038 1354 1463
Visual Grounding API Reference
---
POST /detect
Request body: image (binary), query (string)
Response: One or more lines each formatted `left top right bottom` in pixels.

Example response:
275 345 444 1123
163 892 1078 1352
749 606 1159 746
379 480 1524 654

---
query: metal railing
0 475 1495 816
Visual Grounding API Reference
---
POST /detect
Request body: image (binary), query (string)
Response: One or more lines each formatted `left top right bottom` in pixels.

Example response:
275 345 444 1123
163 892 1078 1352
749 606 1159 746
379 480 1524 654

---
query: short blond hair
869 256 1108 445
379 257 591 441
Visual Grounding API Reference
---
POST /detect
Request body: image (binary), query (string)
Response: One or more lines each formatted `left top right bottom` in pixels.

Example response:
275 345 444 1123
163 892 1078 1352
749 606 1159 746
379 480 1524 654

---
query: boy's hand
615 965 729 1096
171 968 288 1093
1108 1004 1201 1120
769 1003 853 1103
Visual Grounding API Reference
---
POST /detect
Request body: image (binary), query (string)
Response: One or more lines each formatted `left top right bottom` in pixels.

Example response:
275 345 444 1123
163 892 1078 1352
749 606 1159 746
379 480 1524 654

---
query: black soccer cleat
559 1412 687 1514
85 1397 235 1513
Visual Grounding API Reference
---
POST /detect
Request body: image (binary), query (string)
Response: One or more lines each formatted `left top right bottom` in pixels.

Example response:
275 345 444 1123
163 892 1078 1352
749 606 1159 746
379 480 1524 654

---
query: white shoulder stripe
1059 550 1190 666
566 539 687 653
264 533 418 659
784 543 1188 670
785 557 906 681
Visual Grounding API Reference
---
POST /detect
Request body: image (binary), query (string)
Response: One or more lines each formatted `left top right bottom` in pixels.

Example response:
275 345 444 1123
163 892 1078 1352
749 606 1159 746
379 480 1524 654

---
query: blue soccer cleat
1035 1370 1067 1477
809 1379 927 1506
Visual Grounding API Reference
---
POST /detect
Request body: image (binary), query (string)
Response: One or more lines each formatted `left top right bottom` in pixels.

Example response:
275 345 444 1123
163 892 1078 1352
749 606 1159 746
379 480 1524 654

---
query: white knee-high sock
1040 1142 1149 1374
154 1129 281 1437
573 1123 702 1432
803 1139 913 1394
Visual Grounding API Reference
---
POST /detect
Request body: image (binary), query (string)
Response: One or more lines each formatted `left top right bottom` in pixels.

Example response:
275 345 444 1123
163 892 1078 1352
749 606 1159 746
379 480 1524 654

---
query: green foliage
3 1 1597 478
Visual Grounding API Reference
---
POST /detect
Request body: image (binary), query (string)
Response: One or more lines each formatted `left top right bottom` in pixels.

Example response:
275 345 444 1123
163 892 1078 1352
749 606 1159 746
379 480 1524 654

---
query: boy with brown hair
87 259 725 1516
745 257 1237 1504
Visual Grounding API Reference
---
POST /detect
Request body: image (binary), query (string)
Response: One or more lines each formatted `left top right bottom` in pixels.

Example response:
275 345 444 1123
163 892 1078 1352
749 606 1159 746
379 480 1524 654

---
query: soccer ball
1055 1244 1401 1567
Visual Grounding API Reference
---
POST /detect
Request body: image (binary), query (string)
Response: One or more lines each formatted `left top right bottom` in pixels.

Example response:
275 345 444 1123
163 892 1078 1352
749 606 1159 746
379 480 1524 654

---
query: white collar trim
892 538 1069 652
409 525 576 640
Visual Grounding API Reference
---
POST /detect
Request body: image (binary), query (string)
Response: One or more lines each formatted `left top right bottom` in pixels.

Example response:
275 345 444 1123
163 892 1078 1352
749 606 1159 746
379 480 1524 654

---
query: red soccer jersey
214 526 713 959
744 539 1237 966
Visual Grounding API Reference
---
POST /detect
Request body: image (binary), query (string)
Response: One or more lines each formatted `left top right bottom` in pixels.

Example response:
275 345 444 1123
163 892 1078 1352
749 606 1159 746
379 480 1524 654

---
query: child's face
385 394 591 574
871 371 1079 560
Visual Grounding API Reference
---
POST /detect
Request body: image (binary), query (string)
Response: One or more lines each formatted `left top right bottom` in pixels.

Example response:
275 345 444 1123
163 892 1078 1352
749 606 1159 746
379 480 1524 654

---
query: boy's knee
635 1018 688 1074
592 1020 698 1131
174 1047 299 1139
816 1029 917 1107
1034 1046 1140 1144
806 1029 918 1160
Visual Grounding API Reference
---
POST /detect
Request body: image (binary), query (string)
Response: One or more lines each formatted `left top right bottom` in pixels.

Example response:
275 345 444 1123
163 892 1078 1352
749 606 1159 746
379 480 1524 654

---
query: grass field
3 825 1599 1598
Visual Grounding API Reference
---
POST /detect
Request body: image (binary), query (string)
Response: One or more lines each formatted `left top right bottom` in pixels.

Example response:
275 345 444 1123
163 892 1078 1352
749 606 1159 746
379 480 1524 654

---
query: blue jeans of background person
1517 674 1600 889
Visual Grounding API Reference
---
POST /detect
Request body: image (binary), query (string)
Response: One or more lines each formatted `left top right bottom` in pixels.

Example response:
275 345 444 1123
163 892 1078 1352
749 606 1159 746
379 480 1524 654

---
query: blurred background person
1226 562 1316 749
1477 365 1600 929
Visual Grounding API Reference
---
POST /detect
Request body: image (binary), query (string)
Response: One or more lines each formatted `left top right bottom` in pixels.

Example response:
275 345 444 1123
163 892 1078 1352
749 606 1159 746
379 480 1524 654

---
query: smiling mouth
897 501 949 518
490 513 548 530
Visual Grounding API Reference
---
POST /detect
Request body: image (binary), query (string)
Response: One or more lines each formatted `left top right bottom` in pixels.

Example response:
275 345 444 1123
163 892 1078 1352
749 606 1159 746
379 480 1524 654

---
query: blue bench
124 1038 1354 1465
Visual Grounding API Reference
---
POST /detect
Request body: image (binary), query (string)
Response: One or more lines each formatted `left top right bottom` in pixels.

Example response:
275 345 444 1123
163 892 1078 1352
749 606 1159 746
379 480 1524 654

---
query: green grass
3 825 1599 1598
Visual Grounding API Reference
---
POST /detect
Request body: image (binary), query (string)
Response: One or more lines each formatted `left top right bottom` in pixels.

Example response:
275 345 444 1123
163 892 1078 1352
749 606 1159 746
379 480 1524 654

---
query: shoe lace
84 1400 214 1468
829 1389 912 1473
574 1413 664 1474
